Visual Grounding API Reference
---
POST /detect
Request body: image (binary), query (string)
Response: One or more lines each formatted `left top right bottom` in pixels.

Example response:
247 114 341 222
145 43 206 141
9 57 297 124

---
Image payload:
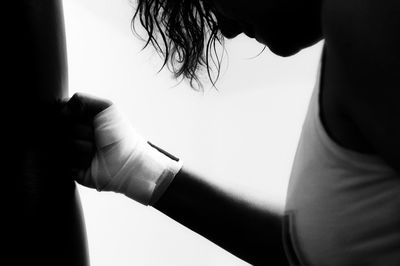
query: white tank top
284 50 400 266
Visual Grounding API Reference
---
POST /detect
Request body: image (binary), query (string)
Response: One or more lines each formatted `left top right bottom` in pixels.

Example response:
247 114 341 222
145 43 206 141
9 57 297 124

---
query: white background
63 0 323 265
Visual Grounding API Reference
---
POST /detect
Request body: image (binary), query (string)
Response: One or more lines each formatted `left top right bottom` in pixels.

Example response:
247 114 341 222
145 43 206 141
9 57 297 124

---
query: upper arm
322 0 400 172
349 87 400 172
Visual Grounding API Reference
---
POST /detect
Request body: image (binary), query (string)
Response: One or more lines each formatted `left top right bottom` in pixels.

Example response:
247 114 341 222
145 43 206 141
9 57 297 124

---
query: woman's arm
322 0 400 173
154 166 289 266
63 94 288 265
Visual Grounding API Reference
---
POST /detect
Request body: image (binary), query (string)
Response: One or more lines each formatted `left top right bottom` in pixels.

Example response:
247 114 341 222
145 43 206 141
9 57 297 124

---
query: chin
258 24 322 57
266 34 322 57
268 44 301 57
255 34 300 57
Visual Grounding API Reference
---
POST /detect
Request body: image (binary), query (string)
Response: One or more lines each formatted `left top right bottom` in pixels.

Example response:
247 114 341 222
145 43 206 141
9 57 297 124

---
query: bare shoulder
321 0 400 108
322 0 400 76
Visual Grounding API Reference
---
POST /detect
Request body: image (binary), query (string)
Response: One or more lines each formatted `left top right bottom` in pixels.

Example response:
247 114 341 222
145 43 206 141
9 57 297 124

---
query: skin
66 1 321 265
213 0 400 167
320 0 400 167
157 0 400 264
66 93 287 265
154 1 324 263
66 0 400 264
210 0 323 56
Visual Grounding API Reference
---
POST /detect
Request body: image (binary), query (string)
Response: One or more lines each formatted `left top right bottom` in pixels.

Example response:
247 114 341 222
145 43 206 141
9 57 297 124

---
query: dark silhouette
6 1 88 265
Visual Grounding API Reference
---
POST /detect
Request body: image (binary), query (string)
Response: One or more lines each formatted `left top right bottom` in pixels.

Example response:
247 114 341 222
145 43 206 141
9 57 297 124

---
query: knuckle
71 92 83 103
69 93 113 119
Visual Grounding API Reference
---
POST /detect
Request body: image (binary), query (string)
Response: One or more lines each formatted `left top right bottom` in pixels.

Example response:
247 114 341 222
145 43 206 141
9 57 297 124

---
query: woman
64 0 400 265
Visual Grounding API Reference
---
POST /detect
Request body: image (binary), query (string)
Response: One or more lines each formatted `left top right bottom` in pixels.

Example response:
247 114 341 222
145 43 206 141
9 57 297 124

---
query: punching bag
6 1 89 265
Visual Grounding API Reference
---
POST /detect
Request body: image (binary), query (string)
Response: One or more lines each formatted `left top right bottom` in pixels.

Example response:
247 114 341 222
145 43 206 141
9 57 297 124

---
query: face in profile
210 0 322 56
132 0 323 87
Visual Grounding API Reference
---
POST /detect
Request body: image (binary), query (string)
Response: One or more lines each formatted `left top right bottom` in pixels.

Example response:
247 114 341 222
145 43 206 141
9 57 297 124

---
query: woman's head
132 0 322 89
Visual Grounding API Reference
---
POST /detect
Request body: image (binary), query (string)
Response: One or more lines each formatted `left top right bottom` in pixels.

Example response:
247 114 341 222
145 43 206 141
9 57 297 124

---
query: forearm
63 94 288 265
153 166 289 266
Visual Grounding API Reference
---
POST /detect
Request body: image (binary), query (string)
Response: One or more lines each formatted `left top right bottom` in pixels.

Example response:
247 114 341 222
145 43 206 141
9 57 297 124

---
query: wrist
116 141 183 205
88 104 183 205
147 142 184 205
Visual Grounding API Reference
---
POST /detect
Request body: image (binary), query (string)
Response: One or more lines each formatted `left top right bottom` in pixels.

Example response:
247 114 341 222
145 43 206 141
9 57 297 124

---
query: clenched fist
61 93 183 205
61 93 112 176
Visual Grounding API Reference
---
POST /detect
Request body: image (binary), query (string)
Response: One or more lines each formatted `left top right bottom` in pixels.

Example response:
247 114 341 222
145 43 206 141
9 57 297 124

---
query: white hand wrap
77 105 183 205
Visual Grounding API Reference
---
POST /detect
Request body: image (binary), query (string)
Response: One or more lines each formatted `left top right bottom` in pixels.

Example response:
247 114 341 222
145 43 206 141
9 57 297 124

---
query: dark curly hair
131 0 225 90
